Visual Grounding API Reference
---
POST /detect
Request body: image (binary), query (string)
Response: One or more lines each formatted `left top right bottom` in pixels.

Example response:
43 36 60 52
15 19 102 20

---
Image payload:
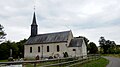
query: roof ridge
37 30 71 36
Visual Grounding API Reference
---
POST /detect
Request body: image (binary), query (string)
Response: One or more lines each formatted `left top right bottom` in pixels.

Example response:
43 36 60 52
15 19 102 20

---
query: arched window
47 46 49 52
38 46 40 52
57 45 60 52
30 47 32 53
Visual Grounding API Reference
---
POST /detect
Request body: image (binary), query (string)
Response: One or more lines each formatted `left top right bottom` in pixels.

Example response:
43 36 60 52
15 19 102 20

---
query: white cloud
0 0 120 45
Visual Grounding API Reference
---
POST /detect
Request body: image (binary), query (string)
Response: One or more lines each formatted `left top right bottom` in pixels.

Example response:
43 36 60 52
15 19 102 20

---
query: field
0 55 109 67
76 57 109 67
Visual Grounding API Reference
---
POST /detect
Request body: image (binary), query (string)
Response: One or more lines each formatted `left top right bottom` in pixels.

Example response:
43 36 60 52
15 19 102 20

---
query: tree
0 39 27 60
99 36 116 54
0 41 12 60
16 39 27 58
87 42 98 54
0 24 6 42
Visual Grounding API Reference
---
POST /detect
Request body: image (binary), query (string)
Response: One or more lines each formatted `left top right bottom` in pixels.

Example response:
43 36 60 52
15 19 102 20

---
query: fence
0 54 101 67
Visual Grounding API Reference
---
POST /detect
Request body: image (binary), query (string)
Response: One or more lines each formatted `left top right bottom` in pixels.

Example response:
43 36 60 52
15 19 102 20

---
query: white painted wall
81 40 87 56
24 31 87 59
68 47 82 57
24 42 69 59
67 39 87 57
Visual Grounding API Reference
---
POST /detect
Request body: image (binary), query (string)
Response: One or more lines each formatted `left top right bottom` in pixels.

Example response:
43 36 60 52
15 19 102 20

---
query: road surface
104 56 120 67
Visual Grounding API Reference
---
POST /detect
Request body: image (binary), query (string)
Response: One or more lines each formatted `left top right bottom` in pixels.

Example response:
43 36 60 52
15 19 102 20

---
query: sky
0 0 120 46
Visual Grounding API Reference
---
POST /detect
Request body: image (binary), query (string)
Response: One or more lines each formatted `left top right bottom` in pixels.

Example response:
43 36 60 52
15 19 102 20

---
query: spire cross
34 4 36 11
33 0 36 11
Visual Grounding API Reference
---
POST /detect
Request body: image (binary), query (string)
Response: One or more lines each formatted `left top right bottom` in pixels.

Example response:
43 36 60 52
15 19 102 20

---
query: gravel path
104 56 120 67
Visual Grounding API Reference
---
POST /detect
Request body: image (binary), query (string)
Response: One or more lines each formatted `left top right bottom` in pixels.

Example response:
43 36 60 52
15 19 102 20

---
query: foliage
102 54 120 58
115 47 120 54
87 42 98 54
99 36 116 54
0 39 27 60
0 59 8 62
0 24 6 42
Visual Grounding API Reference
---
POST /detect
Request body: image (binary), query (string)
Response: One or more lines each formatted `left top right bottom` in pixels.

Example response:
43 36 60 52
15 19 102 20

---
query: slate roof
25 31 71 45
69 38 83 47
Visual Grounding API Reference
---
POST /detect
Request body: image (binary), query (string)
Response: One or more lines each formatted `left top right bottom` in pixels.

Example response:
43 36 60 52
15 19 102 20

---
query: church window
47 46 49 52
30 47 32 53
38 46 40 52
57 45 60 52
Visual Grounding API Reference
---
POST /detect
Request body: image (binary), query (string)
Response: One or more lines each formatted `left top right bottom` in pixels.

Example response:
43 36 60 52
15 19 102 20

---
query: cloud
0 0 120 45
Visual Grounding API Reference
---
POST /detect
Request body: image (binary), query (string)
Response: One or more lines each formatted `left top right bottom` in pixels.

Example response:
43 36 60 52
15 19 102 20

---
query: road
104 56 120 67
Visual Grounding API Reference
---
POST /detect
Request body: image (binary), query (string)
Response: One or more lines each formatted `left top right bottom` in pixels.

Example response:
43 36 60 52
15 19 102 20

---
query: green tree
16 39 27 58
87 42 98 54
99 36 116 54
0 39 27 60
0 41 12 60
0 24 6 42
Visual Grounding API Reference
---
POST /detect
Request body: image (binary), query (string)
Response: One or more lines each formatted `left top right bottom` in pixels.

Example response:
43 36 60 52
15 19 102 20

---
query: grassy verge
102 54 120 58
75 57 109 67
0 60 8 62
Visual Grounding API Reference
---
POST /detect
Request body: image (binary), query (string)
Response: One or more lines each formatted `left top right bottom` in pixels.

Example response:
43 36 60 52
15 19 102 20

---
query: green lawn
0 56 109 67
76 57 109 67
25 57 108 67
0 60 8 62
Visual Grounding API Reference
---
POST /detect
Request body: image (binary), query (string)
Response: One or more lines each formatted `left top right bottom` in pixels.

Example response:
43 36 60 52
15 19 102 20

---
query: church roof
69 38 84 47
25 31 71 45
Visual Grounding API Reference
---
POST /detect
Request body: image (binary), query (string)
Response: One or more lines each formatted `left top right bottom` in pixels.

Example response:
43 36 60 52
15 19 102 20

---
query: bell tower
31 12 38 37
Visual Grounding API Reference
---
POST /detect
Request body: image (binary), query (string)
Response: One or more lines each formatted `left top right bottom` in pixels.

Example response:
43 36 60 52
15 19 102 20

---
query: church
24 12 87 59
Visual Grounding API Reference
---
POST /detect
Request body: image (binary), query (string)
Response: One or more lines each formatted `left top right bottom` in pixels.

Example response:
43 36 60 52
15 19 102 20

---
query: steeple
31 12 37 25
31 12 38 37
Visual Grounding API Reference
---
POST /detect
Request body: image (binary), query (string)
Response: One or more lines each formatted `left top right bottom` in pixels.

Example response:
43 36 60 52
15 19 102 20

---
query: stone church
24 12 87 59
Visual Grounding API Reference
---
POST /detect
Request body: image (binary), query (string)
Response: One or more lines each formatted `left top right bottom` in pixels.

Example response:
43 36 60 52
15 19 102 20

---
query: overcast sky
0 0 120 45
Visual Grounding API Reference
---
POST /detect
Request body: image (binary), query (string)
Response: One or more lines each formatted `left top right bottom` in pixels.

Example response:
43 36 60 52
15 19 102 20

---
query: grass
0 60 8 62
24 60 62 67
102 54 120 58
75 57 109 67
25 57 109 67
0 56 109 67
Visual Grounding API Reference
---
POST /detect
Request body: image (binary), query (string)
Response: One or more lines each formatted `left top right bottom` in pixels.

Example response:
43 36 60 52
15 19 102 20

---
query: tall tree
87 42 98 54
0 39 27 60
0 24 6 42
16 39 27 58
99 36 116 54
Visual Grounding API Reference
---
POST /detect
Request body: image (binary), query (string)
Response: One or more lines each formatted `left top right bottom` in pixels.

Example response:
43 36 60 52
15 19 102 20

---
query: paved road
104 56 120 67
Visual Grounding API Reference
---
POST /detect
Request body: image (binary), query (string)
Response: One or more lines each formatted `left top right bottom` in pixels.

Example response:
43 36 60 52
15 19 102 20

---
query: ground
104 56 120 67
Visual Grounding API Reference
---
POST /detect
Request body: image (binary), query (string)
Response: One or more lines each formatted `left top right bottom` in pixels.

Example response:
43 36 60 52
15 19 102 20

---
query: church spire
31 12 37 25
31 12 38 37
